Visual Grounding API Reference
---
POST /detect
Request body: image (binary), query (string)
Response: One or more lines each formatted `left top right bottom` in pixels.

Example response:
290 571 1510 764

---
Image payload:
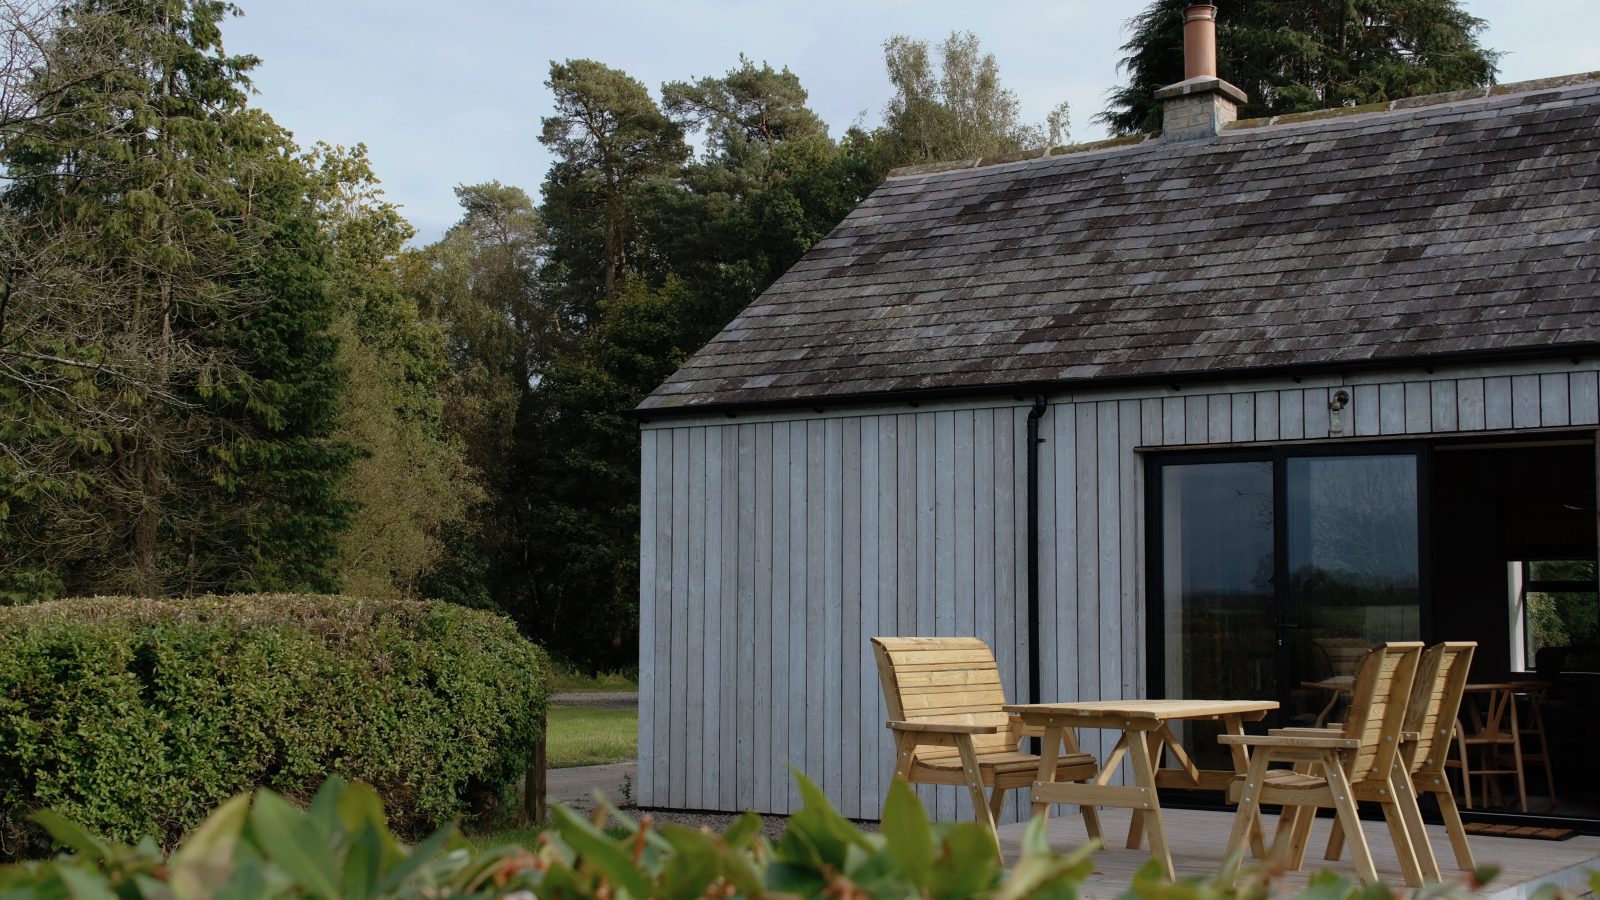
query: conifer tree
1100 0 1500 135
539 59 688 314
0 0 351 597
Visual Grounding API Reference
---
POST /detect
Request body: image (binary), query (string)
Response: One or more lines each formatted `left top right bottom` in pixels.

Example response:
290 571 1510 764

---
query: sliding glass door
1152 447 1423 762
1158 460 1277 768
1283 455 1421 720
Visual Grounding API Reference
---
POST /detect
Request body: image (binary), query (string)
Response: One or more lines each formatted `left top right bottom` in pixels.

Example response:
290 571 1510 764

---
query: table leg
1032 724 1063 822
1127 731 1164 850
1127 727 1174 880
1060 725 1102 840
1222 714 1268 859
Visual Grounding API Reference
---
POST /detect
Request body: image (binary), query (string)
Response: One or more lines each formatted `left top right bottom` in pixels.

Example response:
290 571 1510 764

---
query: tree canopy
3 1 1516 670
1100 0 1500 134
878 31 1070 167
1 0 351 598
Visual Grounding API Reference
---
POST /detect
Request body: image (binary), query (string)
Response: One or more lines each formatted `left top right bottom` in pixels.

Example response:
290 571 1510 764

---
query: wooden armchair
1221 642 1426 886
1324 641 1478 876
870 636 1099 848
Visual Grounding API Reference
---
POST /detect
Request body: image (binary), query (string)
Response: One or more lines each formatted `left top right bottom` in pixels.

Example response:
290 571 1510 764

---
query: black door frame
1142 429 1600 830
1144 440 1433 713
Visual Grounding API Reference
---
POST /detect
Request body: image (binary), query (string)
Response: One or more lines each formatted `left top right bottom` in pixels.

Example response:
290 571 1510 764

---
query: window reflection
1161 461 1275 767
1285 455 1420 725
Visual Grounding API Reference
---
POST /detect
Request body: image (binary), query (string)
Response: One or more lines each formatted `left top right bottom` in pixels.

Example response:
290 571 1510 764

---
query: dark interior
1431 440 1599 821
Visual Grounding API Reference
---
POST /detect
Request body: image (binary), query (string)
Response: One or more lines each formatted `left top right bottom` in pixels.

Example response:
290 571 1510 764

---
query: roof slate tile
641 78 1600 412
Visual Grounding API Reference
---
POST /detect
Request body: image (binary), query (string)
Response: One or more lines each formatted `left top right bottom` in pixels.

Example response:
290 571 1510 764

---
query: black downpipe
1025 396 1048 736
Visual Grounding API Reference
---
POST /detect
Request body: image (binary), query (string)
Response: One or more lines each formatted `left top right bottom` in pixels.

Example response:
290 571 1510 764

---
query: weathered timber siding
639 407 1033 821
637 360 1600 820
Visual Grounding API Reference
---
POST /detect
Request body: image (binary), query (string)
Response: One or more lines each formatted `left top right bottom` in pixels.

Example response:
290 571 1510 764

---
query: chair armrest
886 720 1002 735
1218 733 1359 749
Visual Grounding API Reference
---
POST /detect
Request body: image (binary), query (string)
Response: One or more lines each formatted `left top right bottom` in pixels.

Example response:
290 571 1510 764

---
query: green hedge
0 594 549 858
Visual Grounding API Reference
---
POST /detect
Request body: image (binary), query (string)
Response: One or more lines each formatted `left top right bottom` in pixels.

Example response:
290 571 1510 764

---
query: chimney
1155 3 1247 141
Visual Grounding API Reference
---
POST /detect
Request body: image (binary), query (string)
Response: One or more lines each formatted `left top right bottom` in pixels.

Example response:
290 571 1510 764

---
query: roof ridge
886 133 1158 179
884 69 1600 181
1229 70 1600 132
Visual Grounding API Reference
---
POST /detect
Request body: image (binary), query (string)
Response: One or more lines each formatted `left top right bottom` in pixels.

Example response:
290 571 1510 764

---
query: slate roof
639 73 1600 414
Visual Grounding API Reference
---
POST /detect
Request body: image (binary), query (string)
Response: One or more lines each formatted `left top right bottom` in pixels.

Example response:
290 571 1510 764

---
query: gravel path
551 690 638 709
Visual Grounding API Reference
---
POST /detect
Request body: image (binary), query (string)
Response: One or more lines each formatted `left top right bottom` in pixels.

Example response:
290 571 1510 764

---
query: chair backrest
1405 641 1476 775
1339 641 1424 782
870 636 1012 764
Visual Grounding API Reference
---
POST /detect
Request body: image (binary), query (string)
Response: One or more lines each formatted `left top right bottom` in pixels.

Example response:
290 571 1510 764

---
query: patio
997 807 1599 900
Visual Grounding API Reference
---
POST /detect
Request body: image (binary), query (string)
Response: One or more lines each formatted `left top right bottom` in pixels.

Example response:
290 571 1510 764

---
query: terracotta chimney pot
1183 3 1218 80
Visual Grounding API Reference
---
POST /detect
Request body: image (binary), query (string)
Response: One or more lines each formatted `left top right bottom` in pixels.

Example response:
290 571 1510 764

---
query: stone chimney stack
1156 3 1247 141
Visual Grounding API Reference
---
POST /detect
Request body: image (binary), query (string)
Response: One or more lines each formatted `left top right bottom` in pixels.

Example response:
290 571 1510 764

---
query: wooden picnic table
1004 699 1279 880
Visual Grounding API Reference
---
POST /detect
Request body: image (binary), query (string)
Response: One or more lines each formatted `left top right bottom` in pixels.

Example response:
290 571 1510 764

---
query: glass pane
1161 461 1275 767
1525 559 1599 669
1285 454 1420 726
1526 591 1599 661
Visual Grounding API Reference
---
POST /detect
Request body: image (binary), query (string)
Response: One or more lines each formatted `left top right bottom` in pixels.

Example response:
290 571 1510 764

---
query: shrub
0 774 1544 899
0 594 549 858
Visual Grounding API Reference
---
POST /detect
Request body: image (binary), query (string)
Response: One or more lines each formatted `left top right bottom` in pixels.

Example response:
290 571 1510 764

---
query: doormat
1463 823 1576 841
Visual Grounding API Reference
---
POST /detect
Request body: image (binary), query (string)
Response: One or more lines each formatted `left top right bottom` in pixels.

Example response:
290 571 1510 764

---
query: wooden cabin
632 62 1600 830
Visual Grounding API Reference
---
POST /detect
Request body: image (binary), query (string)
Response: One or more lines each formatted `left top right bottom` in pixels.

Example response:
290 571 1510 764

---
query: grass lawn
468 824 545 852
548 665 638 693
548 703 637 769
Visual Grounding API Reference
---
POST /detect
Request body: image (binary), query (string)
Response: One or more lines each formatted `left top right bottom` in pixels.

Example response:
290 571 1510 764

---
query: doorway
1147 435 1599 825
1431 440 1598 820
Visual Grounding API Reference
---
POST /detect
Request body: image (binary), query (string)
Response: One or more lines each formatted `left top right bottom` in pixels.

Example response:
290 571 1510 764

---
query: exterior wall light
1328 389 1350 434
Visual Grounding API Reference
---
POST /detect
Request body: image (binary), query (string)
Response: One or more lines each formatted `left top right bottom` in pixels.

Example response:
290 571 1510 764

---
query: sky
225 1 1600 243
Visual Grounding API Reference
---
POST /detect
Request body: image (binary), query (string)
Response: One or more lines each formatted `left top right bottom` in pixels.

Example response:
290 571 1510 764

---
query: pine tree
539 59 688 314
656 57 881 334
1099 0 1500 135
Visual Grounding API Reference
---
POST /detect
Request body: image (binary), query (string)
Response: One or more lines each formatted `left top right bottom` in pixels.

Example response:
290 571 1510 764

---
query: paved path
551 691 638 709
549 759 637 811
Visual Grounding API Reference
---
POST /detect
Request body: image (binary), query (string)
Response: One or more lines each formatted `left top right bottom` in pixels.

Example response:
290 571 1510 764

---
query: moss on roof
887 71 1600 180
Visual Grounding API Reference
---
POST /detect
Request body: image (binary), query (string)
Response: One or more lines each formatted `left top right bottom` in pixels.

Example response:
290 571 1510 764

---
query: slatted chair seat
871 636 1101 856
916 749 1100 775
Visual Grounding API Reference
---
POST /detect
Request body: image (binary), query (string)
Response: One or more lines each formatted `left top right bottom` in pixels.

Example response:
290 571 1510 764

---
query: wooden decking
996 808 1599 899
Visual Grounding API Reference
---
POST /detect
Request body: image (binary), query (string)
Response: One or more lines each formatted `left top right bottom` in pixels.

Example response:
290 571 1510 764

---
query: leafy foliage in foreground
0 595 548 859
2 772 1560 899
